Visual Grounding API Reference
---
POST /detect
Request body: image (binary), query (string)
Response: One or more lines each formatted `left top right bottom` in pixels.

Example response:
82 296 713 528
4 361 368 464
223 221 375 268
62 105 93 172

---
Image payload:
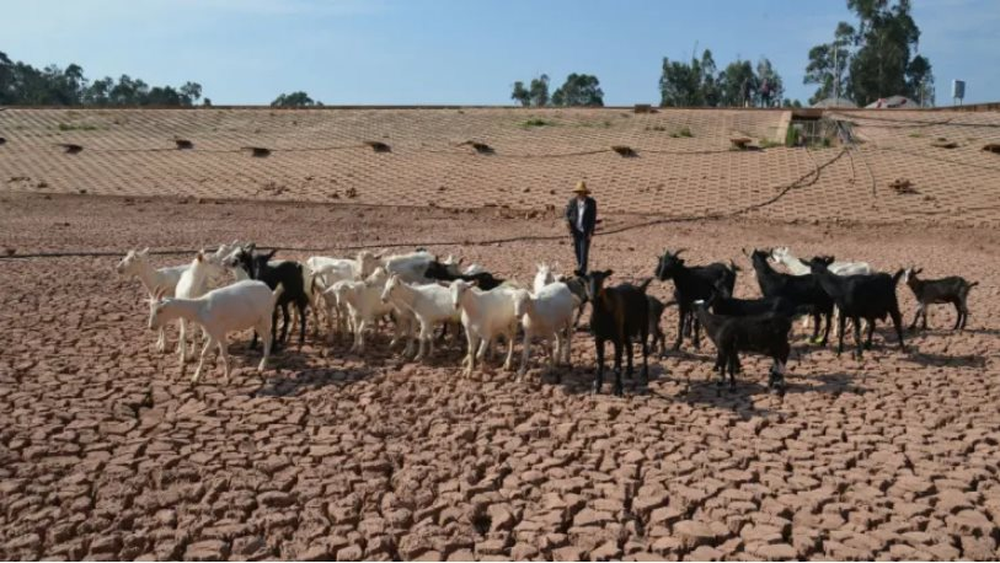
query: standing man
565 180 597 275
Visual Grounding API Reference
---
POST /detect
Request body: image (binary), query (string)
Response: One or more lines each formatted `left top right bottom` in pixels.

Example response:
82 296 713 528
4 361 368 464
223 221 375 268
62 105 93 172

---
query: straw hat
572 181 590 194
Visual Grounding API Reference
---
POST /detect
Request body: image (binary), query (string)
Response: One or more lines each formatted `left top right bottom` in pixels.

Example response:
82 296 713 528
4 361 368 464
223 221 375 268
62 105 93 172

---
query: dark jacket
565 196 597 236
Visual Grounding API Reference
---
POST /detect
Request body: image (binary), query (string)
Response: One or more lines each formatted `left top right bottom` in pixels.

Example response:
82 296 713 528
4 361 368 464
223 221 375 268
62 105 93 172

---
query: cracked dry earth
2 192 1000 561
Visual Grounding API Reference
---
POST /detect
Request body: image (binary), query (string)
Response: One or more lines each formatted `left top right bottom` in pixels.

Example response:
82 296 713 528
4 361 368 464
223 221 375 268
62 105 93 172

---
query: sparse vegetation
576 120 612 128
785 126 800 147
759 138 783 149
57 123 99 131
909 132 924 138
645 125 667 132
670 126 694 138
519 118 557 129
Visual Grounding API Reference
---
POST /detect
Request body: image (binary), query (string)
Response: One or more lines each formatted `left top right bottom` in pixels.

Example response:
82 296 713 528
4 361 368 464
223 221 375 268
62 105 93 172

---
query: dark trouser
573 231 591 274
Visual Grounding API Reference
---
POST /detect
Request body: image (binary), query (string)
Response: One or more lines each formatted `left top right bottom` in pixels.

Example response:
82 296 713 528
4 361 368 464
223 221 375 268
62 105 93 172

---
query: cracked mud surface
2 192 999 560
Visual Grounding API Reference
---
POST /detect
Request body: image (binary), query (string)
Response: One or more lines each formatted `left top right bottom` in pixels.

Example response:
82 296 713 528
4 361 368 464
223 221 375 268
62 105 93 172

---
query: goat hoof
612 385 624 397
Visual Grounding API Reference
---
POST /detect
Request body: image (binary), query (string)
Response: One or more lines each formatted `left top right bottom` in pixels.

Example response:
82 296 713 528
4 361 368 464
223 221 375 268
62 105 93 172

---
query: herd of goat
115 241 978 395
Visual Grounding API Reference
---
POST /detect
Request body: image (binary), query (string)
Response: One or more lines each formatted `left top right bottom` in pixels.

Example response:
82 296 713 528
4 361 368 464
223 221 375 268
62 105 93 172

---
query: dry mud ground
2 192 1000 561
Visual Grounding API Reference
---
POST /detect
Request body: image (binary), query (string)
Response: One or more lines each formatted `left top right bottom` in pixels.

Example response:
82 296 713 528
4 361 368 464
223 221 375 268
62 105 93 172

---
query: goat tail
271 283 285 307
968 281 980 290
728 260 742 273
637 277 654 292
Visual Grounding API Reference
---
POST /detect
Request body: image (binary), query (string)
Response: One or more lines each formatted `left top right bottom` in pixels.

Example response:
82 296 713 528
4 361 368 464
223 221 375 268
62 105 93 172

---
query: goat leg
298 302 307 346
593 338 605 393
890 308 906 353
624 337 634 381
257 318 272 372
864 318 875 349
640 332 649 384
853 315 864 359
612 342 624 397
836 313 846 356
191 336 215 383
909 305 922 331
809 311 822 343
672 309 685 351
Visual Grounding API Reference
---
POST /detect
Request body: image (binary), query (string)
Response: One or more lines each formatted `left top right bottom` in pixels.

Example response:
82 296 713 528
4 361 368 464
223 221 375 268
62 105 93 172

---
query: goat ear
139 247 150 256
604 269 614 277
196 250 205 262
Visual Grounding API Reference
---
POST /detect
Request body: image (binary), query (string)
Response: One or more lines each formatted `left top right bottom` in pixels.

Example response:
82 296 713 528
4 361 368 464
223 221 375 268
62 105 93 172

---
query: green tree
805 1 933 106
271 91 322 107
510 74 550 106
83 76 114 106
551 73 603 107
0 51 204 107
718 59 756 107
528 74 550 107
659 51 714 107
511 81 530 106
804 21 855 104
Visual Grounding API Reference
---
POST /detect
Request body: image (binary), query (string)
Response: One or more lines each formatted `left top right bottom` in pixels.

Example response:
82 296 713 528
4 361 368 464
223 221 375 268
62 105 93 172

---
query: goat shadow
898 349 987 369
255 329 472 396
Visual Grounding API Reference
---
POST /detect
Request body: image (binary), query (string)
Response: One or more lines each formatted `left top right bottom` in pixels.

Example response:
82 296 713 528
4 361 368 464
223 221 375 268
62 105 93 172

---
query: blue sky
3 0 998 106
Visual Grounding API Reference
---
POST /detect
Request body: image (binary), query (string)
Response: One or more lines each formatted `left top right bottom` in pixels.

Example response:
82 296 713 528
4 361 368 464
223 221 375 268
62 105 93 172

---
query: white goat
117 247 190 352
381 274 460 361
174 250 226 363
770 247 873 336
513 283 576 377
308 251 379 336
327 268 413 354
379 250 437 283
533 263 558 294
147 280 281 382
450 280 520 376
770 247 872 277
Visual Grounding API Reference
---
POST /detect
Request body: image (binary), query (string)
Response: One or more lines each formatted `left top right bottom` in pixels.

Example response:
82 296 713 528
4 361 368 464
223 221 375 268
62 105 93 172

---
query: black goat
806 256 905 358
694 300 792 391
584 270 651 396
710 277 800 318
231 245 310 348
646 295 671 356
654 249 737 351
748 248 833 346
904 267 978 330
424 260 505 290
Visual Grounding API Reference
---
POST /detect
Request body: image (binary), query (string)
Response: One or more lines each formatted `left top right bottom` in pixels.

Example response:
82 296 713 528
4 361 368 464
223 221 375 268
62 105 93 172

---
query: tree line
511 0 934 108
0 50 322 108
0 51 207 107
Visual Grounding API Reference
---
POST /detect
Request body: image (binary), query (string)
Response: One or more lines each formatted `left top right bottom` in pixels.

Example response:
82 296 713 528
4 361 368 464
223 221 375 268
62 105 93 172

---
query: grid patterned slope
2 107 998 226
